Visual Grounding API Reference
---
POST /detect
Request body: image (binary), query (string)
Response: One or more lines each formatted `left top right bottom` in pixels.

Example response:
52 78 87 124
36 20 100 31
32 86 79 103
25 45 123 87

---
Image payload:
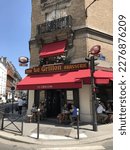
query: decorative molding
74 26 113 44
40 0 71 9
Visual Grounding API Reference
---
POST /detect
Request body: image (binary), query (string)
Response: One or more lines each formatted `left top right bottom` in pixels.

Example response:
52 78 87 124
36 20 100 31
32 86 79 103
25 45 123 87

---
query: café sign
19 56 29 66
25 63 88 74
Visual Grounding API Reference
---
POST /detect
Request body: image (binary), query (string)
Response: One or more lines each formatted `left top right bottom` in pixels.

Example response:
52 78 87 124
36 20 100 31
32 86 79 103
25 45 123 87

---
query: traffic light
92 86 99 93
90 56 95 73
90 56 99 73
11 86 15 91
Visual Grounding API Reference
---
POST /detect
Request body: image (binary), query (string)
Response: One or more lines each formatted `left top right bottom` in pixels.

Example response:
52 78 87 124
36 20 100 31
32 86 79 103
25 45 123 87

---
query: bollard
1 113 4 130
21 115 24 135
76 108 79 139
37 108 40 139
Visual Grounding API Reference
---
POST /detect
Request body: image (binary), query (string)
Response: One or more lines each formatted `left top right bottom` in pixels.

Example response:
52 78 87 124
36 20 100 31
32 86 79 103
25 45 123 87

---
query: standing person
17 97 23 115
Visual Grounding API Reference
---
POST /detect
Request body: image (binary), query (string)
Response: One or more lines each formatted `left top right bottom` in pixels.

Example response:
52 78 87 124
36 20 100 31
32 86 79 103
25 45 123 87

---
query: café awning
17 69 113 90
39 40 66 58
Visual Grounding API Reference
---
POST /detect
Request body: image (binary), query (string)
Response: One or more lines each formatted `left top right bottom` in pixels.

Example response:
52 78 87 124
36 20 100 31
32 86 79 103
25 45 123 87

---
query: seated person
31 105 38 122
106 102 112 111
57 113 63 123
97 101 108 123
57 104 69 123
61 104 68 113
69 104 77 125
106 102 113 123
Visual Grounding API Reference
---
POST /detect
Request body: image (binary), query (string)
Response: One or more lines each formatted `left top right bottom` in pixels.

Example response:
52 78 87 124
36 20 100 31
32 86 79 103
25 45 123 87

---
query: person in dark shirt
69 104 77 125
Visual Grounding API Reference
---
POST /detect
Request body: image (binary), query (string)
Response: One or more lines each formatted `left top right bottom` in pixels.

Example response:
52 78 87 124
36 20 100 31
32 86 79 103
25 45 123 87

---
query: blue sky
0 0 31 78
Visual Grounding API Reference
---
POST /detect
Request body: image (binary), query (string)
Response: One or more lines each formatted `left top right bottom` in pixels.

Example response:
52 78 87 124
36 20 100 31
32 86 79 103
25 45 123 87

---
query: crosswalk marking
37 145 105 150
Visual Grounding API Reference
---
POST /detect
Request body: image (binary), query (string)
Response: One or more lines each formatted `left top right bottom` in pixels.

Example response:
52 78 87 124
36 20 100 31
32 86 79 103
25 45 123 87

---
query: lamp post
90 55 97 131
85 0 99 17
85 45 101 132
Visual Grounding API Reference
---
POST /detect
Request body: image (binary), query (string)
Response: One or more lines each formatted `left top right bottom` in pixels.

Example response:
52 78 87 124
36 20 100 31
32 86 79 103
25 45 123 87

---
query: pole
11 90 14 114
37 108 40 139
76 108 79 139
90 56 97 131
21 115 24 135
1 112 4 130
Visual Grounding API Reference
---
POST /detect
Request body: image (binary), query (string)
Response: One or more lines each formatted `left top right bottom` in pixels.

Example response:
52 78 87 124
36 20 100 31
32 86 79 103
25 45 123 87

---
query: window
67 90 73 100
41 0 71 9
46 9 67 21
39 55 66 66
41 0 47 3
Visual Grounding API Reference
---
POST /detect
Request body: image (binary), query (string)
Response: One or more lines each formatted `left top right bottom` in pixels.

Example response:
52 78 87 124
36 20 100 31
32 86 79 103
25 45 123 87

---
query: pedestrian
17 97 24 115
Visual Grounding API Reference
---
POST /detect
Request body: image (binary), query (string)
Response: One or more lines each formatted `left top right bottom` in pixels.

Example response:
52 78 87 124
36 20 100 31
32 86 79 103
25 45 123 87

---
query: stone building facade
0 57 22 102
0 57 7 101
18 0 113 123
6 60 22 100
30 0 113 67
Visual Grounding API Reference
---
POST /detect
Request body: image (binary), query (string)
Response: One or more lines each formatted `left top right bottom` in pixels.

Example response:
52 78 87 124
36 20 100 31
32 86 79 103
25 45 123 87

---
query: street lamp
85 0 100 17
85 45 101 131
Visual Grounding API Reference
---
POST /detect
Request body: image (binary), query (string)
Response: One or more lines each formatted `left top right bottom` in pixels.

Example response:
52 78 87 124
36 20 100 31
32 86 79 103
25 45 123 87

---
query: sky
0 0 31 78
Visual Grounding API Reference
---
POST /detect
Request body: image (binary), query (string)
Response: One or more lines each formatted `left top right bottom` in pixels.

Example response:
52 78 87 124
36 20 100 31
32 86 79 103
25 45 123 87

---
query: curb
0 131 113 146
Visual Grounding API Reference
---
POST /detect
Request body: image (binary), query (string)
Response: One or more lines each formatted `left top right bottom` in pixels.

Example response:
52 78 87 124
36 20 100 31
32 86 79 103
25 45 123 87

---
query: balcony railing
37 15 72 35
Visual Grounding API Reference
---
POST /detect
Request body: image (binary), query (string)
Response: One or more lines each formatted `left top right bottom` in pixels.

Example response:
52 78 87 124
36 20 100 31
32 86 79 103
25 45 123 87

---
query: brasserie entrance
46 90 62 117
34 89 79 119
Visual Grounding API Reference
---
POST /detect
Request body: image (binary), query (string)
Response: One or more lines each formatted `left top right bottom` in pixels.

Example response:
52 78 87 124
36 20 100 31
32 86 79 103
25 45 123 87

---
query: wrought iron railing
37 15 72 35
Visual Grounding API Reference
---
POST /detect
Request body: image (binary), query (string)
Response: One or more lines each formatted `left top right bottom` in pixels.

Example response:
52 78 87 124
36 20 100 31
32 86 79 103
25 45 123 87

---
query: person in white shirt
17 97 24 115
97 101 108 123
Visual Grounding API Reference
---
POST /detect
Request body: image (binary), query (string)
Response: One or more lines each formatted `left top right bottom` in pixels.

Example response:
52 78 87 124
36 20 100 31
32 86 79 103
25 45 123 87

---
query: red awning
94 70 113 79
39 40 66 58
17 69 113 90
17 71 82 90
95 79 110 84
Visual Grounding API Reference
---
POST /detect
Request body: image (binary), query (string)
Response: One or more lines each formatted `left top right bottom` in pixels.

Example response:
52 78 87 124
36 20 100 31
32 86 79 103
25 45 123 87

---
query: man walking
17 97 23 115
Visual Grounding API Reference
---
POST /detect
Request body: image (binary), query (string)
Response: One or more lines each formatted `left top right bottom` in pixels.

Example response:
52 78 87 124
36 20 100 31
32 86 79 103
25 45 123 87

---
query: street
92 138 113 150
0 101 27 115
0 102 18 113
0 137 113 150
0 103 113 150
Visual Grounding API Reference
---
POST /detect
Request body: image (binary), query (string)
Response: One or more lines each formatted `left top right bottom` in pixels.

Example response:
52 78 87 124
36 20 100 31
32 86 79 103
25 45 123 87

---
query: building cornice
73 26 113 44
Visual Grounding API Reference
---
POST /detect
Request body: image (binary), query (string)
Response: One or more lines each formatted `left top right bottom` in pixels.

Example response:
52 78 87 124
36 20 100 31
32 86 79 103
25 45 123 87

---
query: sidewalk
0 118 113 146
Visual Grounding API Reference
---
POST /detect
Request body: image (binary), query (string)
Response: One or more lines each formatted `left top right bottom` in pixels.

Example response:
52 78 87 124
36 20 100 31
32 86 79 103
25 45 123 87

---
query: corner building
17 0 113 123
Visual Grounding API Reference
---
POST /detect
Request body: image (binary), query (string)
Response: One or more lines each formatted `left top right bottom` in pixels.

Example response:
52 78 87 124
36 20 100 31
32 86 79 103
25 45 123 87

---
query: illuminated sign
19 56 29 66
25 63 88 74
89 45 101 55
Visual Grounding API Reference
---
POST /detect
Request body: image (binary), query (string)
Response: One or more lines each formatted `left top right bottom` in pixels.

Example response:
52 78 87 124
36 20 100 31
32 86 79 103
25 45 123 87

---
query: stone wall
30 0 113 66
85 0 113 35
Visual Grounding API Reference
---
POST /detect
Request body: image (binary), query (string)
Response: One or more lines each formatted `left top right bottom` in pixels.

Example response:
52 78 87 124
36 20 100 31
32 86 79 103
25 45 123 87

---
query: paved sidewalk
0 118 113 146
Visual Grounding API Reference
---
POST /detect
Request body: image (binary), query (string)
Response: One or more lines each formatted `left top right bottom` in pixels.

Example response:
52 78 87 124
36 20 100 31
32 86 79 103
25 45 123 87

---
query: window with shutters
45 9 67 21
